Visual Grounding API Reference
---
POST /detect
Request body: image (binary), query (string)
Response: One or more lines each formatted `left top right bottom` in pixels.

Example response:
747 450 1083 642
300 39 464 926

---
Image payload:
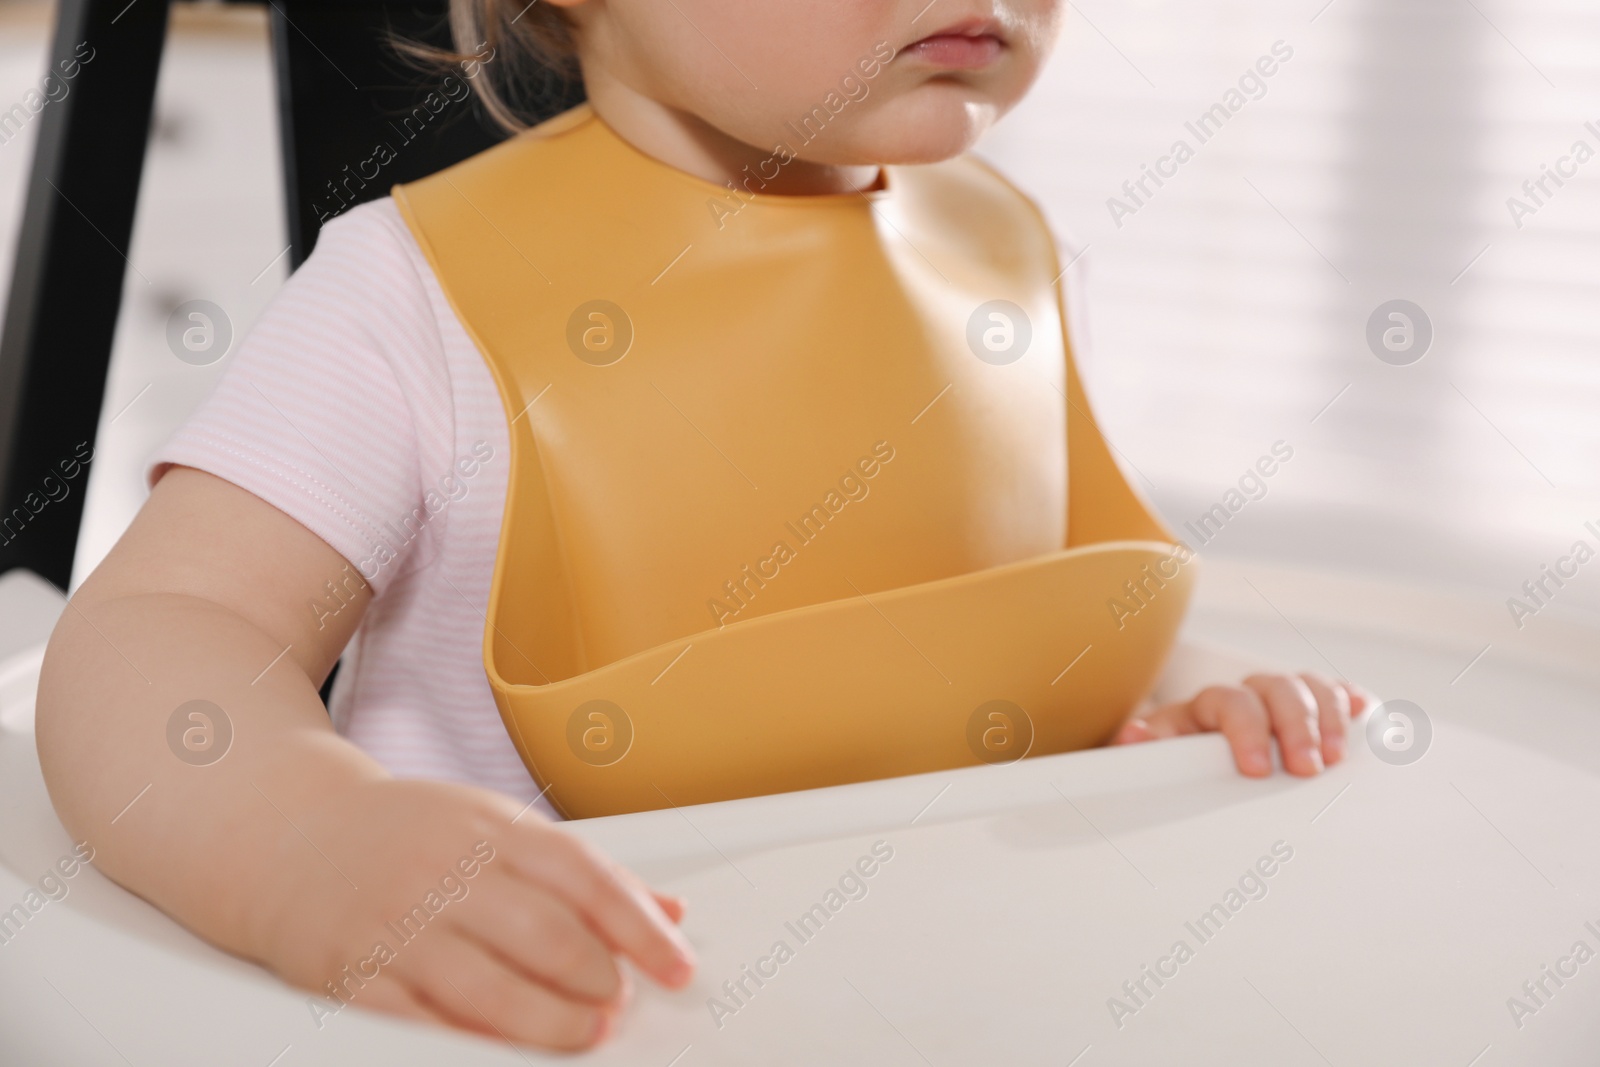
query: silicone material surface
393 106 1193 816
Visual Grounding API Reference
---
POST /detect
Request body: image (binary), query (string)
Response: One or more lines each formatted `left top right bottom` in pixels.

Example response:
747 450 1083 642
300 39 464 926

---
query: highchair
2 2 1597 1063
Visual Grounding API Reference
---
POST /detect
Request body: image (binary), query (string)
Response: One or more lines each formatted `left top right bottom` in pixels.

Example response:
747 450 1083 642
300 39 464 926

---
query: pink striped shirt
148 199 552 813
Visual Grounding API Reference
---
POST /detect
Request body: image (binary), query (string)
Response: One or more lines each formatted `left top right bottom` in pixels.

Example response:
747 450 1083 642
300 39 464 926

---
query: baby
36 0 1370 1052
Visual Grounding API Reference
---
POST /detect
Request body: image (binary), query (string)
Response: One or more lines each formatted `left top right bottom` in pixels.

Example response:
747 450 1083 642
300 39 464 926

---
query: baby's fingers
450 875 625 1005
1190 686 1274 777
510 831 696 989
607 857 687 925
1298 672 1352 766
404 932 614 1051
1113 701 1200 745
1342 682 1377 718
353 972 457 1030
1112 717 1155 744
1244 674 1323 776
652 891 687 924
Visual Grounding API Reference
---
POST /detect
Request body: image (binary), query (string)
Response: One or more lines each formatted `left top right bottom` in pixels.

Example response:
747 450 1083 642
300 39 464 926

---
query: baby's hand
255 778 694 1050
1113 673 1374 777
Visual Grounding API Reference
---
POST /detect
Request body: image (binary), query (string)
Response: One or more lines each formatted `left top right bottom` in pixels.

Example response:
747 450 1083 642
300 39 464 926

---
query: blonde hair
397 0 580 133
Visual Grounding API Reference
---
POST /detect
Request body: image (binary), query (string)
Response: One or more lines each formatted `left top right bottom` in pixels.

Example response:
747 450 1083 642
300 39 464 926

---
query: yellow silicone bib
393 105 1194 818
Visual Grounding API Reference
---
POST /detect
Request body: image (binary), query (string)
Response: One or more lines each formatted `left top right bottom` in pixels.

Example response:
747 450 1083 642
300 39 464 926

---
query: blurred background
0 0 1595 630
984 0 1600 624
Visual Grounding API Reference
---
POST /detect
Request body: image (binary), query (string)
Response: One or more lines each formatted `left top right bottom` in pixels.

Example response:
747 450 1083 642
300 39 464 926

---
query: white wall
979 0 1600 620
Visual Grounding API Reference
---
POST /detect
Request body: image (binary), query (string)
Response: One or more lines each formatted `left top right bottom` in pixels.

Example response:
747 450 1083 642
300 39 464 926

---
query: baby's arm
36 466 694 1049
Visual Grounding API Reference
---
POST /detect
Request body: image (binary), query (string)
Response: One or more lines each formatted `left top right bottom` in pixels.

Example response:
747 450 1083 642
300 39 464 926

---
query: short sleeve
148 201 447 596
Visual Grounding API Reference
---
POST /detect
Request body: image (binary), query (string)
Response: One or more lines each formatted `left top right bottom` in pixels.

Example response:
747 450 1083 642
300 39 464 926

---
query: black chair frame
0 0 580 591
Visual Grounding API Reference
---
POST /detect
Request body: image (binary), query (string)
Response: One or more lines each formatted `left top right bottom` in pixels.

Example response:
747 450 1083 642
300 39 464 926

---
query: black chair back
0 0 580 590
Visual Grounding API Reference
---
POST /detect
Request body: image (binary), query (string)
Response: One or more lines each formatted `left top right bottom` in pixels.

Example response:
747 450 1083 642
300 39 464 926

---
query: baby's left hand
1113 673 1374 777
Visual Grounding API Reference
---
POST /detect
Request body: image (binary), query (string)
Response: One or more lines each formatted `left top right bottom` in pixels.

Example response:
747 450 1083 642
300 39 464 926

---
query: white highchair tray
1 559 1596 1065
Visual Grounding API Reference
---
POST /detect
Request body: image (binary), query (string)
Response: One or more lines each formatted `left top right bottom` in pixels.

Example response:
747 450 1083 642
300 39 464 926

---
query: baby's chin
784 91 1008 167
